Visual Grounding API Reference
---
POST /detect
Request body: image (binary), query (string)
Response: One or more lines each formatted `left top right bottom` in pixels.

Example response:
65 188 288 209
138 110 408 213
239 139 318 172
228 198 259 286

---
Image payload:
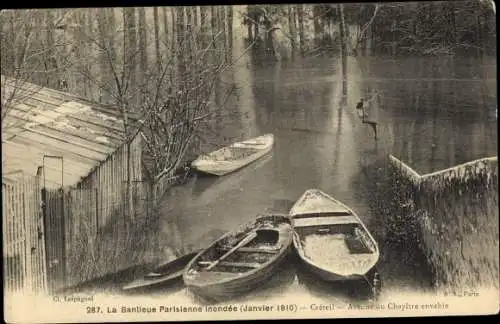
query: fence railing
3 173 47 295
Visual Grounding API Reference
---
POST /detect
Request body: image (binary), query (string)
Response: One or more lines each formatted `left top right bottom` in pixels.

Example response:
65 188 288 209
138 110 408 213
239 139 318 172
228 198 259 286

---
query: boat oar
205 231 258 271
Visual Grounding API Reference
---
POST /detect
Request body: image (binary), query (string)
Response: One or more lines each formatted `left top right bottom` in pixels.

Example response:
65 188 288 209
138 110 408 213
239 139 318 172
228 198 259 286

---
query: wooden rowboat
182 213 293 302
122 250 200 291
289 189 380 285
191 134 274 176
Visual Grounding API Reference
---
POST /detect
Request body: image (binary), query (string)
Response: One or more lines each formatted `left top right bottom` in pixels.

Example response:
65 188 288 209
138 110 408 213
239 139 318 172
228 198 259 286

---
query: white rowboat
191 134 274 176
289 189 380 283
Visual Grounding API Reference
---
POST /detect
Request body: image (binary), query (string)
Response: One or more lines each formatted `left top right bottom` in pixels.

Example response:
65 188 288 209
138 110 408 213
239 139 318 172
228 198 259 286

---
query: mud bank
388 155 499 294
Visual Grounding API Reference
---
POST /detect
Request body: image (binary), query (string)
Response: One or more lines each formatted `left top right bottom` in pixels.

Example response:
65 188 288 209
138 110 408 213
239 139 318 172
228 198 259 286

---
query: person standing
356 90 380 140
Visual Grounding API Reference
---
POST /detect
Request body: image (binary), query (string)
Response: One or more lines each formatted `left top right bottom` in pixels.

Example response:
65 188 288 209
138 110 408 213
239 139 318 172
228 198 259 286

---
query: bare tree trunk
193 6 198 27
475 3 483 57
186 5 192 31
220 6 227 60
200 5 208 44
154 7 161 68
297 4 305 55
138 7 147 96
200 6 207 29
227 5 233 57
45 10 55 88
247 20 253 41
3 11 16 76
313 5 321 44
176 6 186 74
199 6 208 49
253 8 259 40
288 5 296 53
162 7 168 52
106 8 116 62
171 8 176 53
81 10 93 97
97 9 110 103
339 4 348 103
211 6 217 42
122 7 136 220
73 10 86 97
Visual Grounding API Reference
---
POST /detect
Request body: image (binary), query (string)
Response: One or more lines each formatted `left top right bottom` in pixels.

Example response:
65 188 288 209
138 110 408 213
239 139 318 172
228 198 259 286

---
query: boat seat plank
198 261 261 269
217 246 279 254
293 215 359 228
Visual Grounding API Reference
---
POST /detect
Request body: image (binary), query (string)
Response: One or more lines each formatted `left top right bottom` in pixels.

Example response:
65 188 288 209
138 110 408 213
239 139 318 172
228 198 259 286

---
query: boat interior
192 217 291 274
204 146 260 161
296 222 376 255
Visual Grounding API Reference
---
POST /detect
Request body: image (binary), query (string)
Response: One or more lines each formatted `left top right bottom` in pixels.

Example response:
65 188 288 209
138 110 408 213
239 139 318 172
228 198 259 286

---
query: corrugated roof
1 75 142 189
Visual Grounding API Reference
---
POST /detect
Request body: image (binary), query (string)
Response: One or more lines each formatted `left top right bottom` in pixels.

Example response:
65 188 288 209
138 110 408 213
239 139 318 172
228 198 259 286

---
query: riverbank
388 155 499 294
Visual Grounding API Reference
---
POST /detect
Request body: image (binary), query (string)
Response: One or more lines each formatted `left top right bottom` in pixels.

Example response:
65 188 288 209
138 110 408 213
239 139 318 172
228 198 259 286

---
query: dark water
139 52 497 304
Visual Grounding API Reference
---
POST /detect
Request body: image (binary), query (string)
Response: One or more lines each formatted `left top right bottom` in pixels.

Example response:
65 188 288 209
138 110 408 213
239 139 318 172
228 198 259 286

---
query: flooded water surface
140 53 497 304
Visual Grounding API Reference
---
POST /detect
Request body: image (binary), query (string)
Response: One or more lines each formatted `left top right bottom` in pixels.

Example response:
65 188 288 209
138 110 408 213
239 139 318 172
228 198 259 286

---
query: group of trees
1 7 238 209
1 3 496 193
245 1 496 59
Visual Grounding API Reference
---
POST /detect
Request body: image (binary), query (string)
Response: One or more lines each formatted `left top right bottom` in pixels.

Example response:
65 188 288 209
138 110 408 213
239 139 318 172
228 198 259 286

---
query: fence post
36 167 48 294
60 188 67 288
21 177 33 293
95 188 99 236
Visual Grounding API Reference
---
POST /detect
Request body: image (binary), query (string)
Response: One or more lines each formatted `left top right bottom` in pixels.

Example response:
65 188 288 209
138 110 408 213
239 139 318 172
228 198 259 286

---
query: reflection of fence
3 173 47 294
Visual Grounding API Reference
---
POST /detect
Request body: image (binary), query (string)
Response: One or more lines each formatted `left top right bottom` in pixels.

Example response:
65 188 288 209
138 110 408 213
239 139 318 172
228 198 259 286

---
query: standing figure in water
356 90 380 140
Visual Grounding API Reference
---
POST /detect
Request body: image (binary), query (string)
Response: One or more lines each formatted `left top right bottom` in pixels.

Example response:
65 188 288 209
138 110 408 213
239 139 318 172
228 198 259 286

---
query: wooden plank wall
42 135 157 289
43 188 66 293
79 135 144 226
64 188 97 287
3 174 47 295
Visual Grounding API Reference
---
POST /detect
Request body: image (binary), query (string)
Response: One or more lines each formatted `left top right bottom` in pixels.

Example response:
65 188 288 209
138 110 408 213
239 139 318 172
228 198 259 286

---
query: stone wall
388 155 499 293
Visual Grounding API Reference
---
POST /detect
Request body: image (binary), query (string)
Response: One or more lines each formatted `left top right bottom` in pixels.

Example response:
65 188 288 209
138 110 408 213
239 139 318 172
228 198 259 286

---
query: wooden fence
42 180 154 290
4 136 179 293
3 173 47 294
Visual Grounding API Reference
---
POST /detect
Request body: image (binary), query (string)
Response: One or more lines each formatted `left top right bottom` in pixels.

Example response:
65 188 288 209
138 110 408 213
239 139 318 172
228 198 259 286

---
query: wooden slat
65 113 125 135
24 125 117 154
4 142 91 175
10 136 102 165
13 131 109 161
2 174 49 293
217 246 279 254
293 215 359 228
22 178 32 292
198 261 261 269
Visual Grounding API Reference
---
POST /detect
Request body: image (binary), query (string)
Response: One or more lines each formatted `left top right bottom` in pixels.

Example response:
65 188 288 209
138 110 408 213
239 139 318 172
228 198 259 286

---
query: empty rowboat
122 250 200 291
191 134 274 176
289 189 380 285
183 214 293 302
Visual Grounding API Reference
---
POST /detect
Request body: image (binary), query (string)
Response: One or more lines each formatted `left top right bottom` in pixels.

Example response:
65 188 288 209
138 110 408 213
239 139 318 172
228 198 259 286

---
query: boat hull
191 134 274 176
187 245 292 302
183 214 293 303
289 189 380 283
122 251 199 291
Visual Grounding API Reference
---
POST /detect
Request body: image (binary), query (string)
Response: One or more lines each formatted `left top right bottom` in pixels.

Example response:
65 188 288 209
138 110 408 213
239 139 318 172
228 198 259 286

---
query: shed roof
1 75 142 189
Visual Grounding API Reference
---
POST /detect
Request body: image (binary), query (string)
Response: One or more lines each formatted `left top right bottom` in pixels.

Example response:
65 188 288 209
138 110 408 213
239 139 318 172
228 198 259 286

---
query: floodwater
73 32 497 304
144 48 497 305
